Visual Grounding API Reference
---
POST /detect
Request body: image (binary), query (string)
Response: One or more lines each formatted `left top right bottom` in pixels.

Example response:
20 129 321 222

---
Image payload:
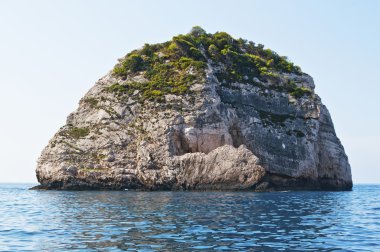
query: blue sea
0 184 379 251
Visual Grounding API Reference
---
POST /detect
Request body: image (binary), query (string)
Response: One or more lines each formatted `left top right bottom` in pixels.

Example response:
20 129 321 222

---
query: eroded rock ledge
34 27 352 191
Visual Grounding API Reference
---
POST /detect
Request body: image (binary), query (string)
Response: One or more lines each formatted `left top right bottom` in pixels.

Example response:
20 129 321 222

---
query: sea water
0 184 379 251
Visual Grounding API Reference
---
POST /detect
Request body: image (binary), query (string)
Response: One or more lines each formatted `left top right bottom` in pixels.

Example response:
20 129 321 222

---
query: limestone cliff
35 27 352 190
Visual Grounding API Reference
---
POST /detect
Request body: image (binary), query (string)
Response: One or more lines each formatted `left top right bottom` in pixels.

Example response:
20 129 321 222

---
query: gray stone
34 35 352 191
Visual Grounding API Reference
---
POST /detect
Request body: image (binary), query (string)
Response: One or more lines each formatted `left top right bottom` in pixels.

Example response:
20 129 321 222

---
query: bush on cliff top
111 26 303 101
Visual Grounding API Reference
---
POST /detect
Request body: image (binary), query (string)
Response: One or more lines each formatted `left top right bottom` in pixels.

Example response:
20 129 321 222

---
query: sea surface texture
0 184 379 251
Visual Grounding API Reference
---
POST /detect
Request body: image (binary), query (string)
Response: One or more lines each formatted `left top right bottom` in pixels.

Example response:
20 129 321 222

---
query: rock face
35 27 352 190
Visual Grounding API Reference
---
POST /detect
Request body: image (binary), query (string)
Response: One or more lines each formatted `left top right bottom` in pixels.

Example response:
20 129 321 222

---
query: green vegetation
83 97 98 108
111 26 304 101
65 127 90 139
113 54 145 77
289 87 312 98
189 26 207 37
283 80 312 98
106 83 127 94
110 35 207 101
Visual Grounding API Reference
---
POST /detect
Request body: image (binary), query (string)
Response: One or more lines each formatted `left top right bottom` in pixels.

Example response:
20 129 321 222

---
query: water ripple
0 184 379 251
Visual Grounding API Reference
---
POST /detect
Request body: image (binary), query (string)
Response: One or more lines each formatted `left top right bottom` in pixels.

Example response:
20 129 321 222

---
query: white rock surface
35 43 352 191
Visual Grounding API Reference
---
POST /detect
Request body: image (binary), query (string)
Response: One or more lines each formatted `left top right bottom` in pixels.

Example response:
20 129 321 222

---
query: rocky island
34 27 352 191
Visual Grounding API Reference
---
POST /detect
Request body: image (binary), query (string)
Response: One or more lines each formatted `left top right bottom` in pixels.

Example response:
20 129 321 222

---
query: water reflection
0 185 379 251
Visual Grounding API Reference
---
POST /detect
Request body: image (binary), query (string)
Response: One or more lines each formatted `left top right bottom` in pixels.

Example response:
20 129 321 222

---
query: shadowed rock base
255 173 353 192
30 177 353 191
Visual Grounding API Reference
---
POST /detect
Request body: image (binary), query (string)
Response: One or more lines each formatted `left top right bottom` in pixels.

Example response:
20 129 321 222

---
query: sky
0 0 379 183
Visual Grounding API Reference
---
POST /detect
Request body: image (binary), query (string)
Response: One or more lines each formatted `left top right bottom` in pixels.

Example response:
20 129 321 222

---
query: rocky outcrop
34 27 352 190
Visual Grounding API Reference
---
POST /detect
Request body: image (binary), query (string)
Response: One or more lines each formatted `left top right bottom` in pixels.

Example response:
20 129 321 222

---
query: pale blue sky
0 0 379 183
